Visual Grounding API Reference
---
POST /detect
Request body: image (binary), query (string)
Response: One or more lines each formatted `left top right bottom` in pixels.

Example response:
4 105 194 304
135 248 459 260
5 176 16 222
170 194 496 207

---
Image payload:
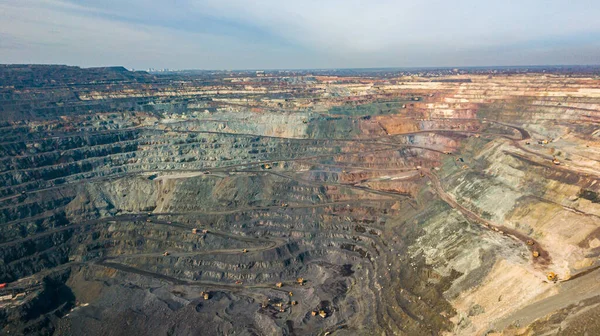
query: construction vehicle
242 249 248 253
146 219 152 223
547 272 558 282
281 203 289 208
263 164 272 170
552 157 561 165
542 139 549 144
235 280 243 285
288 292 293 297
297 278 304 285
525 141 531 145
462 165 469 170
319 310 327 318
276 282 283 288
311 311 317 316
163 251 170 256
532 251 540 258
526 240 535 246
201 291 210 300
444 151 452 155
192 228 198 234
474 134 481 138
202 229 209 234
291 300 297 306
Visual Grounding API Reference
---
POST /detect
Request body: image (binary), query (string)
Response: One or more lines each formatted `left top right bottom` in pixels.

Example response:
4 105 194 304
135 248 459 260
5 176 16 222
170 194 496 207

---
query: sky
1 0 599 70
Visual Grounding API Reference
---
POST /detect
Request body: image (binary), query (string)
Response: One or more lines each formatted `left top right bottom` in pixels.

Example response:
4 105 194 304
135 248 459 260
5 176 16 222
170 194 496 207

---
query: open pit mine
0 65 599 336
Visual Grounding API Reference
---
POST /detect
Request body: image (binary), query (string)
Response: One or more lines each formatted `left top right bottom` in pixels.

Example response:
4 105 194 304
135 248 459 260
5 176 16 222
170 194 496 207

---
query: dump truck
319 310 327 318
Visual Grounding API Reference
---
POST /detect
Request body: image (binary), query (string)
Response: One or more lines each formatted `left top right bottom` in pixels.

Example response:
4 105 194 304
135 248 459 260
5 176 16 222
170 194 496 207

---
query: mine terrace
0 64 599 335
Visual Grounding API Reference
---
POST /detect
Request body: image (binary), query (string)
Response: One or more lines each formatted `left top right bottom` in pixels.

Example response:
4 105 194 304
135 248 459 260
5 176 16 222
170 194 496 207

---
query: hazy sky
1 0 599 69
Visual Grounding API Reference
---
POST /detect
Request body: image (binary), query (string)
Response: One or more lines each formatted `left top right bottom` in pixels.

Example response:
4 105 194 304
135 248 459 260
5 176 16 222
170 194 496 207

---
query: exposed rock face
0 65 599 335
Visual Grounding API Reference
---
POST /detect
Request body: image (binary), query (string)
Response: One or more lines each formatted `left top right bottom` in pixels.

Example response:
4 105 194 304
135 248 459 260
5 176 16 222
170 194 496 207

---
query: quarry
0 65 599 335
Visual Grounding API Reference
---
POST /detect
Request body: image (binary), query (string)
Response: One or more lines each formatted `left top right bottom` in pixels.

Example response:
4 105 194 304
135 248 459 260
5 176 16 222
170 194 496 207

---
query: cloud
0 0 314 69
1 0 599 68
193 0 600 52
